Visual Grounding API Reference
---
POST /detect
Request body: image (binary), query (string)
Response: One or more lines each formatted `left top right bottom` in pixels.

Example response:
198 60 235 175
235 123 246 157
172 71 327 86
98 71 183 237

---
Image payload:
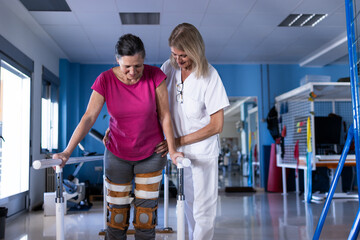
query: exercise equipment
176 156 191 240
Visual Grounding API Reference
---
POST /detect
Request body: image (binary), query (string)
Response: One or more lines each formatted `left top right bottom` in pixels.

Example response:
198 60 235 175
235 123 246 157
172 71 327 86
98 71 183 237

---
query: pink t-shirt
91 65 166 161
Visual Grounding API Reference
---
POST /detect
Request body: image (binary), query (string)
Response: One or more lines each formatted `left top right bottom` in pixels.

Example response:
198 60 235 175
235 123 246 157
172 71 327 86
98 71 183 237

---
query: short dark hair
115 34 145 59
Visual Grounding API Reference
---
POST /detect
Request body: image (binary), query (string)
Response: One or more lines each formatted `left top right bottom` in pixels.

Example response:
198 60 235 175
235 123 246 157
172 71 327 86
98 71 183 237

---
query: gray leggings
104 148 167 240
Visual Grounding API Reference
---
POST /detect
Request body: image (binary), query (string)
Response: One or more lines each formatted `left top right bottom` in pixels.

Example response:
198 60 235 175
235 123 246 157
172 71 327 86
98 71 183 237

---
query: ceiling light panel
278 14 327 27
20 0 71 11
119 13 160 25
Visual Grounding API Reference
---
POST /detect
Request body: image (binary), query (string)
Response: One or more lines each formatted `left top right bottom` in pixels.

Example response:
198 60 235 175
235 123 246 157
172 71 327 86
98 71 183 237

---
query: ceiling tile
75 11 120 26
160 13 203 26
115 0 164 12
199 26 237 47
30 12 78 25
163 0 210 13
242 12 286 27
42 25 98 61
322 12 346 28
294 0 344 13
82 25 122 47
201 14 246 27
206 0 256 14
251 0 301 13
66 0 117 12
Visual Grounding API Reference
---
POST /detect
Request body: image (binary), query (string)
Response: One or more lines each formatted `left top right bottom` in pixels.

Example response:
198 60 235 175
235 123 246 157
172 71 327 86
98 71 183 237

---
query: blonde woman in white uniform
161 23 229 240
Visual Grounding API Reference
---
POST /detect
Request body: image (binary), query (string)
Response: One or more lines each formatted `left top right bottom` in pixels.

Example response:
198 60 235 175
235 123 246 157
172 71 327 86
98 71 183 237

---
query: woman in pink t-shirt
53 34 183 240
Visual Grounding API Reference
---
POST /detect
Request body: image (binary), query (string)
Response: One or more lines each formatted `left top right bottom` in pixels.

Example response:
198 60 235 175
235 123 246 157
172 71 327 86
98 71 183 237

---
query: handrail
32 155 104 240
32 155 104 169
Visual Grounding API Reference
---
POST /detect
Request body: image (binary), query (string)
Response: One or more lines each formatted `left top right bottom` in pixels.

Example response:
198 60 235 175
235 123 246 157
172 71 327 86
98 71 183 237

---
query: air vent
20 0 71 11
119 13 160 25
278 14 327 27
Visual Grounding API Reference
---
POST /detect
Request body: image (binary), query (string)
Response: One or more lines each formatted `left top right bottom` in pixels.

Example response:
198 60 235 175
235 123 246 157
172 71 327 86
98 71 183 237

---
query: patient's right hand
52 152 70 169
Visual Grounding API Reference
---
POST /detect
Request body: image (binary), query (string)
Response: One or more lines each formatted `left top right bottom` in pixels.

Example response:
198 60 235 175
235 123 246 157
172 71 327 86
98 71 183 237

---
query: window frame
0 34 34 214
41 66 59 154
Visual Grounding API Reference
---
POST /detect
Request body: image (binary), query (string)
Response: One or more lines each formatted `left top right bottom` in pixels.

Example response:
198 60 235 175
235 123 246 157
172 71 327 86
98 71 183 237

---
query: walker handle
176 157 191 168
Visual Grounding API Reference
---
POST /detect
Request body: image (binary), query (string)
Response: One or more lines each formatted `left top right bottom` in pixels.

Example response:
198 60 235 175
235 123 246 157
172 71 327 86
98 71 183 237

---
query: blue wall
59 59 350 187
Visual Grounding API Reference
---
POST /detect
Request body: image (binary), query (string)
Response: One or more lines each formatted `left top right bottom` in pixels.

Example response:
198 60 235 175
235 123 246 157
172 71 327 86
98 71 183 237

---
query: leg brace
133 170 162 229
105 178 133 230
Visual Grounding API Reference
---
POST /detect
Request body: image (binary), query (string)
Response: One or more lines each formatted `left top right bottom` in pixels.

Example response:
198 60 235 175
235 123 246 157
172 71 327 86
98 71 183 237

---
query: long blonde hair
168 23 209 78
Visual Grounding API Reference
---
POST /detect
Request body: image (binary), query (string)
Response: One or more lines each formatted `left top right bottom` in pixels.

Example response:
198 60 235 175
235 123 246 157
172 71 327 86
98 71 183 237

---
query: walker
176 157 191 240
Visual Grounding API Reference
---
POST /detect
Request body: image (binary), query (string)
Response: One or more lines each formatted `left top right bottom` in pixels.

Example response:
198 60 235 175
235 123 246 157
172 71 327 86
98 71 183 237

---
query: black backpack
266 106 280 141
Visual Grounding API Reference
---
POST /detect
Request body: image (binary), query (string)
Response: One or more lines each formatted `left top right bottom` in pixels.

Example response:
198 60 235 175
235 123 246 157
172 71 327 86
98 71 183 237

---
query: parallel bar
33 155 103 169
33 156 104 240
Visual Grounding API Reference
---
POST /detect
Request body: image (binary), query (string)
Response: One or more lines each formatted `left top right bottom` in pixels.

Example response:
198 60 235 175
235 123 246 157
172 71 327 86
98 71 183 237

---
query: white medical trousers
184 156 218 240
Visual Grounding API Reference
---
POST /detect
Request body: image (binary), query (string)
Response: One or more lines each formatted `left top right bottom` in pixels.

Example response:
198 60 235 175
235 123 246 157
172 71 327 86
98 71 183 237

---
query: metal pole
349 208 360 239
55 165 65 240
177 162 185 240
345 0 360 196
176 157 191 240
164 161 170 229
103 174 107 230
313 125 354 239
345 0 360 237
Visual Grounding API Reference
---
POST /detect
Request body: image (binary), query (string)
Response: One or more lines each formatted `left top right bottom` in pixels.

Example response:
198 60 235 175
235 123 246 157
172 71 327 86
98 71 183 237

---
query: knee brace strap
135 175 162 184
105 178 132 192
134 171 162 199
134 189 159 199
107 206 130 230
105 178 133 205
133 205 158 229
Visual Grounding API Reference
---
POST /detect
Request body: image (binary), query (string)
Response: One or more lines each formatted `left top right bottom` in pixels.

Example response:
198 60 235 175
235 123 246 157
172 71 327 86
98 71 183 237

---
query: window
41 67 59 153
0 60 31 198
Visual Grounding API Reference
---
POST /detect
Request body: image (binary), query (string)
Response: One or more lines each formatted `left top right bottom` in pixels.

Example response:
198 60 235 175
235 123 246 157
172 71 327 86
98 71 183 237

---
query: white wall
0 1 65 209
221 121 240 139
220 121 241 151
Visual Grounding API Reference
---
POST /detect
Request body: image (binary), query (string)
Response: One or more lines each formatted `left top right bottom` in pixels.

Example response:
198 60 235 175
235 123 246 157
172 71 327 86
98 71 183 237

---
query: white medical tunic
161 60 229 158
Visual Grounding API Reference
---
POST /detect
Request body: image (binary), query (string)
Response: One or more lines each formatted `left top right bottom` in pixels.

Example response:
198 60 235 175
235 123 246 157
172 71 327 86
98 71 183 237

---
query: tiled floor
4 168 360 239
